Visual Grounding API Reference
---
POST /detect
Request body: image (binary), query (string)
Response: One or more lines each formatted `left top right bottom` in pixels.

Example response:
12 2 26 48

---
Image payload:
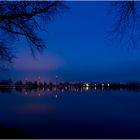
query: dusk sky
1 1 140 82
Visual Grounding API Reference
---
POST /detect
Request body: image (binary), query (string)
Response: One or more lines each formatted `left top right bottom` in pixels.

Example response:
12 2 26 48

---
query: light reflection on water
0 89 140 138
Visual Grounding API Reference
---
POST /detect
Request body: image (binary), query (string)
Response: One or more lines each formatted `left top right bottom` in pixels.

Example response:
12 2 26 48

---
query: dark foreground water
0 88 140 138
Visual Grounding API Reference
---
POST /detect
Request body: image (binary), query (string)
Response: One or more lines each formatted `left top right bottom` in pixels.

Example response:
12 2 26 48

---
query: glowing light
61 89 64 92
107 83 110 86
85 83 89 87
38 94 40 96
55 94 58 98
94 84 96 86
94 87 97 90
102 84 104 86
86 86 89 91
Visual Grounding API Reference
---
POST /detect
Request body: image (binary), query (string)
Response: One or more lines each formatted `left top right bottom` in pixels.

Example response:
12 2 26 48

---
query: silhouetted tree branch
0 1 67 65
110 1 140 47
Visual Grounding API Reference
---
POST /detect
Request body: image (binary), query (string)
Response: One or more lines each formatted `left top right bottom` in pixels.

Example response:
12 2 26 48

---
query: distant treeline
0 79 140 92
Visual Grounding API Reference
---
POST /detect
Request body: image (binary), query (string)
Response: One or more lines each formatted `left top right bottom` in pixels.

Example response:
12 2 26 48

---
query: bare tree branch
0 1 68 67
109 1 140 48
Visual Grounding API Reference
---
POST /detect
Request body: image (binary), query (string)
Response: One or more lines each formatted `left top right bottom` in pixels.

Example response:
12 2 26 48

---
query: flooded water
0 88 140 138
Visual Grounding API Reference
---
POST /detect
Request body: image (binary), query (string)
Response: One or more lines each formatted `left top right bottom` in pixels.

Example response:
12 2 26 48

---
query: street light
86 83 89 87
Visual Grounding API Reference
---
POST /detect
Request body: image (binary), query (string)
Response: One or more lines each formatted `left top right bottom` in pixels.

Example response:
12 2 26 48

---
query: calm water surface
0 89 140 138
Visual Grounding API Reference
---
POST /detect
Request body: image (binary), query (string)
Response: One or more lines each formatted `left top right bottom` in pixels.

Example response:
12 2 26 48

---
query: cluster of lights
101 83 110 87
85 83 89 91
22 79 112 94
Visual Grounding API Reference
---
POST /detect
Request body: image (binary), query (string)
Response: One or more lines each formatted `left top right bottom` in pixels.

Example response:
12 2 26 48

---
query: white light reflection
55 94 58 98
86 86 89 91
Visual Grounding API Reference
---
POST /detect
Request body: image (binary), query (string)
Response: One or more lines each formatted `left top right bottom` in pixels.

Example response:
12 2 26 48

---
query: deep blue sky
1 1 140 82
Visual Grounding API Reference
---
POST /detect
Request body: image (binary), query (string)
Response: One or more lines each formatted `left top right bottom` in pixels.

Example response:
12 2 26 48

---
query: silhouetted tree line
0 78 12 85
1 79 140 93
